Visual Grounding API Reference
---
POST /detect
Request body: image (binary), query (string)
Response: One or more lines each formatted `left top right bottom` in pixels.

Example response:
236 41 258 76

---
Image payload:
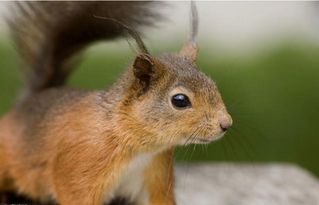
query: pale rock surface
175 163 319 205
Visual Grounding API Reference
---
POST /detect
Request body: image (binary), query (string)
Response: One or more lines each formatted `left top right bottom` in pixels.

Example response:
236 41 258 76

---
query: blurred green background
1 36 318 177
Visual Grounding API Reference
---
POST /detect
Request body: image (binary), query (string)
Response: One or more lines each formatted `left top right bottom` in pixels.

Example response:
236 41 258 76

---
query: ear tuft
179 42 198 63
133 54 154 91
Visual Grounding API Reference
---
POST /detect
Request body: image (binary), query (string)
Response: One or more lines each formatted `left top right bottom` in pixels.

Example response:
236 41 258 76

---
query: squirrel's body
0 2 232 205
0 86 175 204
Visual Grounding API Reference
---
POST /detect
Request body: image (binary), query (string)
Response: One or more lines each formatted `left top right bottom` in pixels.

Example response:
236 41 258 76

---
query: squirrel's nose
219 115 232 132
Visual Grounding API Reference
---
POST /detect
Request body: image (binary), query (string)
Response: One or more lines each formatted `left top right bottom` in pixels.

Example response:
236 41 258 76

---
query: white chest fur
113 153 154 204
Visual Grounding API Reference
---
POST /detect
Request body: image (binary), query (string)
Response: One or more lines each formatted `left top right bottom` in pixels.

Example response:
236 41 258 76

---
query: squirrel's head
114 1 231 149
118 42 232 148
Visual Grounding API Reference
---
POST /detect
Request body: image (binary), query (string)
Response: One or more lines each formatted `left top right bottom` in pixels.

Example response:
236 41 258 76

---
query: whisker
183 125 203 146
230 127 256 162
178 126 205 196
221 139 231 161
188 126 206 160
223 134 240 161
180 126 202 162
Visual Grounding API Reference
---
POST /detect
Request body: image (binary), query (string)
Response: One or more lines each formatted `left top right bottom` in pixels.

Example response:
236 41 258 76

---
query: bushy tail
9 1 159 94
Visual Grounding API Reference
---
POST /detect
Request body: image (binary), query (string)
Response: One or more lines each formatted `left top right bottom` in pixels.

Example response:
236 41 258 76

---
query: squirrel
0 1 232 205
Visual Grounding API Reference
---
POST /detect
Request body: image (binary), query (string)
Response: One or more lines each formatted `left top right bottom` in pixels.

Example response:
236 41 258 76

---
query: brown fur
1 2 232 205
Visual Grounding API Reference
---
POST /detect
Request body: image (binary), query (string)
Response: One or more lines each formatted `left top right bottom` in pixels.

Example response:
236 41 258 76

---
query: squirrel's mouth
181 133 226 145
193 135 224 144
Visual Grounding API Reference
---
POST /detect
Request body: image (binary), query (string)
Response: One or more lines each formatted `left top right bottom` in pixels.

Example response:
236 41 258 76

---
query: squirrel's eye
171 94 191 109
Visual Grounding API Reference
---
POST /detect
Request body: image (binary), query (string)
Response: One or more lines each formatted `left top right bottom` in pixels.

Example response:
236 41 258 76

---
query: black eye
171 93 192 109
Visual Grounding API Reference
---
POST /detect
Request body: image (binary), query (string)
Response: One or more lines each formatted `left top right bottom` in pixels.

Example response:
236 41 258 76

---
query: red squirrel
0 1 232 205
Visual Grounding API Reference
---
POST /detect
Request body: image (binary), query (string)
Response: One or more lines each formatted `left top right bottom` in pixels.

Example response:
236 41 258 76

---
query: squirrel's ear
133 54 154 90
179 42 198 63
179 1 199 63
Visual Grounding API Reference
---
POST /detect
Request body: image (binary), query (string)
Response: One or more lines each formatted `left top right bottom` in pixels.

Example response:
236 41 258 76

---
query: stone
175 163 319 205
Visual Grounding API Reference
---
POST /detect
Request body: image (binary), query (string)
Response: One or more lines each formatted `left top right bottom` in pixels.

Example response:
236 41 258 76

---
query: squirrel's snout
219 114 233 132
